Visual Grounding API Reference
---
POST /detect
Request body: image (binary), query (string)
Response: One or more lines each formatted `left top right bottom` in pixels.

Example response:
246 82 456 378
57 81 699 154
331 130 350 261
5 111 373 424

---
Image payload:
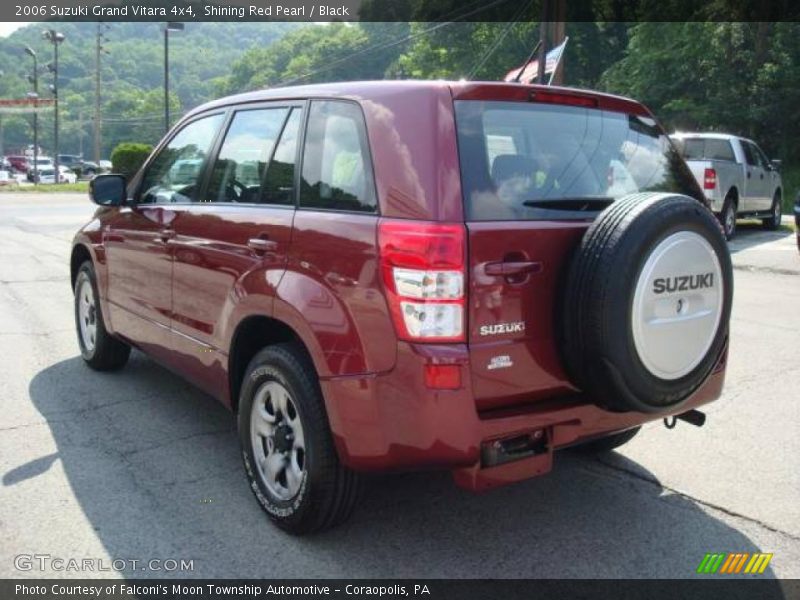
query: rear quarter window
299 100 377 213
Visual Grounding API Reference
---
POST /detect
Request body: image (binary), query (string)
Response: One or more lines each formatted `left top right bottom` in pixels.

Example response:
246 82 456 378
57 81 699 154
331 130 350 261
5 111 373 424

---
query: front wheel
763 192 782 230
74 261 130 370
238 344 360 534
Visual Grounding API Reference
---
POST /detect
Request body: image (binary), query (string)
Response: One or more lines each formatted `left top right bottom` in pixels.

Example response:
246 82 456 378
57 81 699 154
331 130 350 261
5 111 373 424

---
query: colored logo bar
697 553 773 574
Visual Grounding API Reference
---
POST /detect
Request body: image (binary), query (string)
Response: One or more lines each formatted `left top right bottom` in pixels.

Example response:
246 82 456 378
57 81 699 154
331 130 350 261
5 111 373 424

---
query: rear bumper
321 341 727 490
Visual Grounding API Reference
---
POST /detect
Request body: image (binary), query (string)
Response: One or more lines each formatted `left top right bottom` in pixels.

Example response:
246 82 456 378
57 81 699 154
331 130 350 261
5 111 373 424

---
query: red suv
72 81 732 534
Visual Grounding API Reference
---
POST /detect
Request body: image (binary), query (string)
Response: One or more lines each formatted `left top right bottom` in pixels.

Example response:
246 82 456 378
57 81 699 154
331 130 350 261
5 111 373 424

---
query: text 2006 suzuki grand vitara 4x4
72 81 732 533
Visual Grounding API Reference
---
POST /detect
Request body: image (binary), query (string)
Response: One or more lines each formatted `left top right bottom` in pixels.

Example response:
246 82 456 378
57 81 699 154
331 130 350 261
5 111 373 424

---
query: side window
299 100 376 213
704 139 735 162
204 107 289 204
754 144 771 168
139 113 224 204
742 142 759 167
263 108 302 206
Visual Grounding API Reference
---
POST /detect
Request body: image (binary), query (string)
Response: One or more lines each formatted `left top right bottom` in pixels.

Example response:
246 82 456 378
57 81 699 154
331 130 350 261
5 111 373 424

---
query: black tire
720 194 737 240
74 261 130 371
574 427 641 454
238 344 360 534
561 193 733 413
762 191 782 230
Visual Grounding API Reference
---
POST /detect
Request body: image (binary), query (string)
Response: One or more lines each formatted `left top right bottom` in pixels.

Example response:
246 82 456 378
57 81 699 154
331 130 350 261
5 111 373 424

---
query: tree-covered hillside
2 18 800 202
0 22 300 157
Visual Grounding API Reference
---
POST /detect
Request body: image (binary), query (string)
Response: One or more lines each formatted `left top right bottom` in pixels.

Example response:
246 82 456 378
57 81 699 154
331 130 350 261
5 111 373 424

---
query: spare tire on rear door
561 192 732 413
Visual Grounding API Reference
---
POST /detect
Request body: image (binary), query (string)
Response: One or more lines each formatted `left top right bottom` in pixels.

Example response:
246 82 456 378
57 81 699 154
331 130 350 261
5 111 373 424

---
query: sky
0 22 31 37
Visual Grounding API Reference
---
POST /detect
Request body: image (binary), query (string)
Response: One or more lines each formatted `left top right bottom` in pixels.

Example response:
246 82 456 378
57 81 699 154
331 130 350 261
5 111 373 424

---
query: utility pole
24 46 38 183
43 29 65 182
537 10 548 84
94 23 105 163
164 22 184 133
537 0 567 86
78 110 84 157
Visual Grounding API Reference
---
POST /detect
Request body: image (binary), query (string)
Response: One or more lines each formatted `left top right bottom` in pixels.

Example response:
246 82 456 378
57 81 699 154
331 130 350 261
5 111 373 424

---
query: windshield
454 100 703 221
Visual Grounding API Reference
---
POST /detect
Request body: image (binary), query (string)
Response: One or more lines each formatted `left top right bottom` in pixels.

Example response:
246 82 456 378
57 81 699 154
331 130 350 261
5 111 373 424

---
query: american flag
504 38 569 84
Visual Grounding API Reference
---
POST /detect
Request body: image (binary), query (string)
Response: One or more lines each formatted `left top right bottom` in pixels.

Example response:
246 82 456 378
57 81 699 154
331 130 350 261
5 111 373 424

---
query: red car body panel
71 81 728 490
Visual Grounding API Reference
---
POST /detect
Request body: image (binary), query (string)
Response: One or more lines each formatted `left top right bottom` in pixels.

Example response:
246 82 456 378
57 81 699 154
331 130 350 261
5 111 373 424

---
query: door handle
747 171 751 179
248 237 278 255
154 229 175 243
485 260 543 277
760 173 764 179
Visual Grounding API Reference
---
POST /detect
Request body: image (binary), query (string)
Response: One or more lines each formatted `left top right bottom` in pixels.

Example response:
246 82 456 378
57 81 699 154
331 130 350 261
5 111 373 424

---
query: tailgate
467 221 586 410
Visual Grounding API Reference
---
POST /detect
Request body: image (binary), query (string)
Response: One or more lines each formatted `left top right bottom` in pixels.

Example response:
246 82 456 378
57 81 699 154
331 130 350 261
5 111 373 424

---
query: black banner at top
4 0 800 23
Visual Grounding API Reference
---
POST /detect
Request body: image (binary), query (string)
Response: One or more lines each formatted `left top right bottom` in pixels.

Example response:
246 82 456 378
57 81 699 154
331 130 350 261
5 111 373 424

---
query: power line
275 0 518 87
466 0 535 80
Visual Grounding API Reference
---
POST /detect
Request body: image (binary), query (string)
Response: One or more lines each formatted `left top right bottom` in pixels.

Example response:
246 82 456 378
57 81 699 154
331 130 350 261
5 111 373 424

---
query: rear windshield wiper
522 197 615 211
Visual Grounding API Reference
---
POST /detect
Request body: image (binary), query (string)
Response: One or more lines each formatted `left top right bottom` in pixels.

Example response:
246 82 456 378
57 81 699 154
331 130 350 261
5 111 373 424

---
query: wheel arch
227 315 316 414
70 243 93 290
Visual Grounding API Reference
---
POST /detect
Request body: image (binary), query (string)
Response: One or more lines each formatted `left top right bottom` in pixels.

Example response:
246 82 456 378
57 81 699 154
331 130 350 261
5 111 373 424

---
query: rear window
455 100 702 221
675 137 736 162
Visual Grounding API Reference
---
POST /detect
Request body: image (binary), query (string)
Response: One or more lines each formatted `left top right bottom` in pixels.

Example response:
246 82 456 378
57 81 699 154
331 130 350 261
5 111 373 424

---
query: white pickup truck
670 133 783 239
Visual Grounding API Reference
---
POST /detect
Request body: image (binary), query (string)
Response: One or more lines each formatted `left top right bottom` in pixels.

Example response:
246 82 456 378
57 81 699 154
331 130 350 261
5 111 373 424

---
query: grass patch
0 182 90 194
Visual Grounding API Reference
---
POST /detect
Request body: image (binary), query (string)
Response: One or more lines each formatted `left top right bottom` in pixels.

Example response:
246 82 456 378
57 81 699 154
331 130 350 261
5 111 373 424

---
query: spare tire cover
561 192 733 413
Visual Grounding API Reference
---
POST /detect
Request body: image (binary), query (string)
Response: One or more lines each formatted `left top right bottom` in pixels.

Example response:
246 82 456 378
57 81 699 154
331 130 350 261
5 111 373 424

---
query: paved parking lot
0 193 798 579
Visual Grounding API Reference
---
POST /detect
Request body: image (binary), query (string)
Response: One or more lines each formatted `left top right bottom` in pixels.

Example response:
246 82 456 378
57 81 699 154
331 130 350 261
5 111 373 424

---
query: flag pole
547 36 569 86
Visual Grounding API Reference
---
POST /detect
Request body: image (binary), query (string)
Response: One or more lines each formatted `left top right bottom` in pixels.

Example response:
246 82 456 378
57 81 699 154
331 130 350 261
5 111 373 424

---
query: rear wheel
575 427 641 454
74 261 130 371
763 191 782 230
720 194 737 240
238 344 360 534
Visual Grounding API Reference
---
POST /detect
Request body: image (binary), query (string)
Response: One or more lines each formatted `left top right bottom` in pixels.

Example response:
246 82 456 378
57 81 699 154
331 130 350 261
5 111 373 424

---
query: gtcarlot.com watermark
14 553 194 573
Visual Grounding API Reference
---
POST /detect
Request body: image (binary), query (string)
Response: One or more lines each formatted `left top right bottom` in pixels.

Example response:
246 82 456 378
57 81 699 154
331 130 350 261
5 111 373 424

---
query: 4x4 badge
479 322 525 336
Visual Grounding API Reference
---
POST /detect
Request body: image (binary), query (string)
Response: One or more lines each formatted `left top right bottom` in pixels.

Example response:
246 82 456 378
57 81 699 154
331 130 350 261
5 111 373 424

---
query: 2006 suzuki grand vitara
72 81 732 534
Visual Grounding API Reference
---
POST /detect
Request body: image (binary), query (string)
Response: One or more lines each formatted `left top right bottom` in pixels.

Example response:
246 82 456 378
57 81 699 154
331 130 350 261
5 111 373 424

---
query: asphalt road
1 193 798 580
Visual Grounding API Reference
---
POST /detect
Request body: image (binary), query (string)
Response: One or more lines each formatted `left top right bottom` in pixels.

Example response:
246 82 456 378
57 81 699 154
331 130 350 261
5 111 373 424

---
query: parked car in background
58 165 78 184
58 154 84 170
36 165 77 184
0 169 13 186
73 81 732 534
671 133 783 239
794 192 800 252
59 154 100 178
81 161 100 177
27 157 54 182
98 160 112 172
6 155 29 173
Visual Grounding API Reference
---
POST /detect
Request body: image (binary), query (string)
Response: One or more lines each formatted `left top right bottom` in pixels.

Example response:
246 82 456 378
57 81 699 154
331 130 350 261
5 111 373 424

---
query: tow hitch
664 409 706 429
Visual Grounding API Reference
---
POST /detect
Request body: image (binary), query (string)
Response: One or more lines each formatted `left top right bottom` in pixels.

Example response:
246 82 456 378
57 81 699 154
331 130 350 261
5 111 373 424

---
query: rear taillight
378 219 466 343
704 167 717 190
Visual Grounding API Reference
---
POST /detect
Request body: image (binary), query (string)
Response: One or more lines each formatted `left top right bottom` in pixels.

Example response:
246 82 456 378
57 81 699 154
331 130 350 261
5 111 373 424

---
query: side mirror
90 174 127 206
770 159 782 171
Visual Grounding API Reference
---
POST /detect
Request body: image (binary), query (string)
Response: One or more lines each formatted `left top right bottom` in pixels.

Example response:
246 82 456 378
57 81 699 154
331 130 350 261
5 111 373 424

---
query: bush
110 143 153 179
